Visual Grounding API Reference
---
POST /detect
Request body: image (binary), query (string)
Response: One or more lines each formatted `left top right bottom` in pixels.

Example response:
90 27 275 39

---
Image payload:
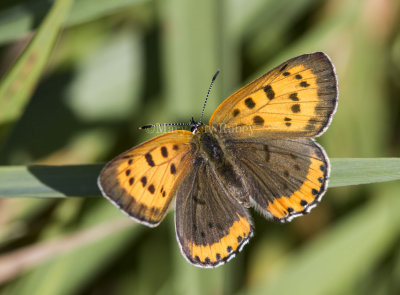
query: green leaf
0 0 73 126
0 158 399 199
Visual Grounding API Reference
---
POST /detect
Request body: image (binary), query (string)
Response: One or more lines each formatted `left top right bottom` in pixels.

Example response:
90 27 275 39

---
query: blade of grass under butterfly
0 158 399 198
0 0 73 127
0 165 102 198
0 0 148 45
329 158 400 187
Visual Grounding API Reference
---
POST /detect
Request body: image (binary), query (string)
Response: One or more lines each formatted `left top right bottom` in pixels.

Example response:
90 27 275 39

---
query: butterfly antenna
139 70 220 132
199 69 220 125
139 122 192 130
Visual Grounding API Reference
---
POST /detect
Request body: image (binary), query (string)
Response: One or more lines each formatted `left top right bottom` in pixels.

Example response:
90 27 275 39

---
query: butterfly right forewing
210 52 337 138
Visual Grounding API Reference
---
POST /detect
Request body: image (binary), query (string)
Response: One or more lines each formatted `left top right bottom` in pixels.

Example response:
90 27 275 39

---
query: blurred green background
0 0 400 294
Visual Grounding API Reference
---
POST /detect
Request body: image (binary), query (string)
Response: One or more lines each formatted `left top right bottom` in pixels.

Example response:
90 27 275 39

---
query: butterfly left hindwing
175 157 253 267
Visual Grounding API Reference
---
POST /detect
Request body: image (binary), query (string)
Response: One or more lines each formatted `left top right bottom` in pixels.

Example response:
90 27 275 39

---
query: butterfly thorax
191 125 250 207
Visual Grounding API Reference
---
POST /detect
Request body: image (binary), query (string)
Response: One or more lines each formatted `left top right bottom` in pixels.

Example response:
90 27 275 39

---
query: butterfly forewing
175 160 253 268
225 137 329 222
210 52 337 138
98 130 194 227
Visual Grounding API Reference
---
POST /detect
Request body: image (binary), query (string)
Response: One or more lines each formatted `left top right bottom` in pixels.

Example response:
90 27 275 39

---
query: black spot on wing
170 163 176 174
161 146 168 158
300 81 310 87
148 184 155 194
306 117 317 131
289 93 299 101
291 104 300 113
280 64 288 72
145 153 155 167
245 97 256 109
284 117 292 127
263 85 275 99
253 116 264 125
141 176 147 187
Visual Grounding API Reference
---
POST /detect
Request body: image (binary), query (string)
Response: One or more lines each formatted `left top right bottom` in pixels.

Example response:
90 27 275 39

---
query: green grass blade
330 158 400 187
0 0 149 46
0 158 399 199
0 165 102 198
0 0 73 126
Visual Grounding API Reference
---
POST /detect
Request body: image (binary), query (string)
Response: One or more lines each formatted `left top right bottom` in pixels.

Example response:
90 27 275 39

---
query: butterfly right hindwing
224 137 329 222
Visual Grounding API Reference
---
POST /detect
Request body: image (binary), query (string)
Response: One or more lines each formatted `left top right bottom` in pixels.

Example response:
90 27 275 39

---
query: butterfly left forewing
98 130 194 227
210 52 337 138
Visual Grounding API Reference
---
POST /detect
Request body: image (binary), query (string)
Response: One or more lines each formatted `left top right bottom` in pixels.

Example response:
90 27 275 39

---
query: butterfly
98 52 338 268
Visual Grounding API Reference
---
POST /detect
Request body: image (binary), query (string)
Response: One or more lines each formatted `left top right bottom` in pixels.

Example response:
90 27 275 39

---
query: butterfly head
190 117 203 134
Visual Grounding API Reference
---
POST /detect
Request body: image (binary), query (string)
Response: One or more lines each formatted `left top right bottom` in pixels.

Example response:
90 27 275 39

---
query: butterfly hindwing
98 130 194 227
225 137 329 222
175 159 253 267
210 52 337 138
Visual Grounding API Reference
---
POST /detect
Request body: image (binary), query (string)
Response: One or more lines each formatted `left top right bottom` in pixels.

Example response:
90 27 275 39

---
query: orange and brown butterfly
98 52 338 268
